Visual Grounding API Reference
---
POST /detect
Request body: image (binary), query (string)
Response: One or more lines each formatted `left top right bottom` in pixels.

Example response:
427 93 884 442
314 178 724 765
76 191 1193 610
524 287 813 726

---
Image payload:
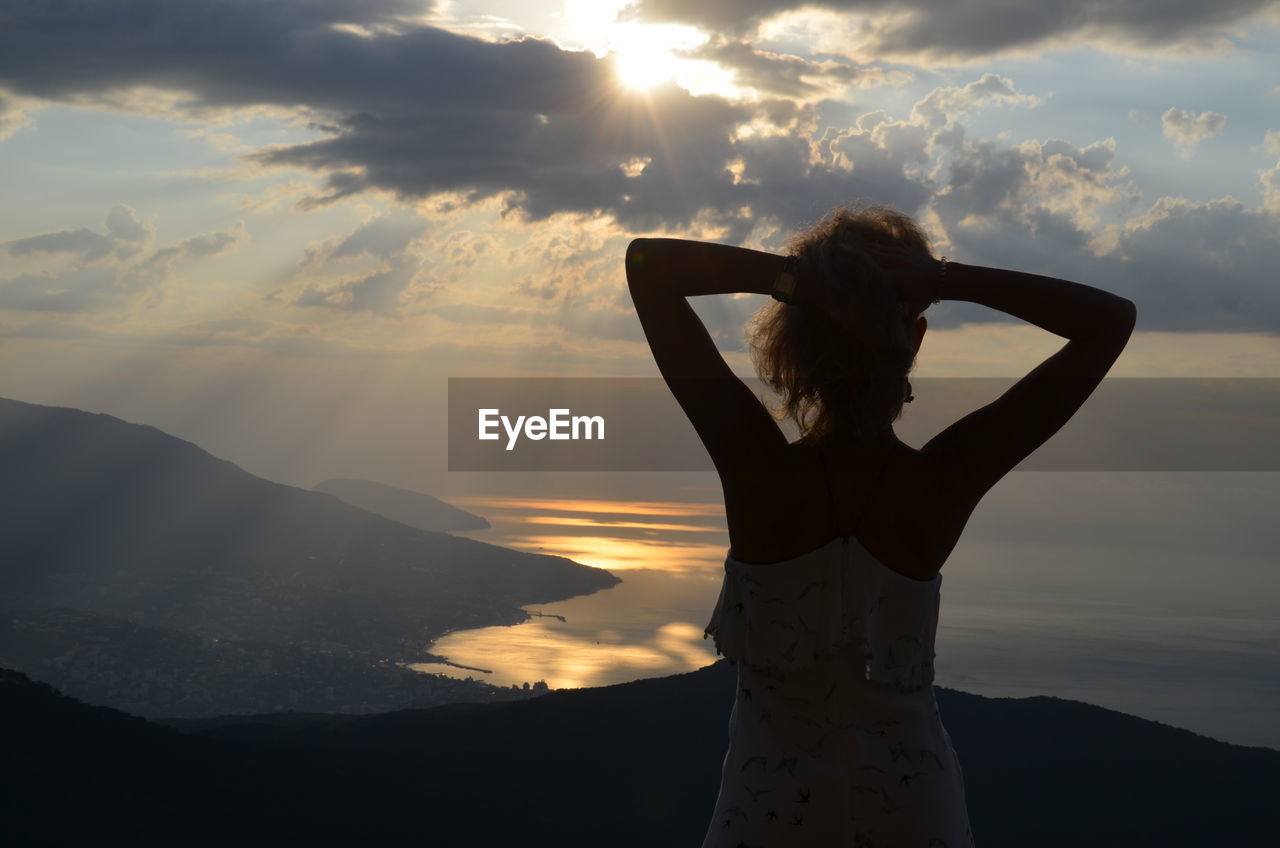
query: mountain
313 478 491 531
2 662 1275 847
0 397 619 716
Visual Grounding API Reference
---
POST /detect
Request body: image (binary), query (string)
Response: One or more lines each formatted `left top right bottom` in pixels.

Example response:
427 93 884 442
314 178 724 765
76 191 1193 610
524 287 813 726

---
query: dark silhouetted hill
0 397 619 716
2 662 1275 847
313 477 491 531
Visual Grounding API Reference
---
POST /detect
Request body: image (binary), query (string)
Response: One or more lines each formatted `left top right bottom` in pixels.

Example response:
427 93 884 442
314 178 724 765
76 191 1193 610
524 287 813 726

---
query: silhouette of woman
624 205 1136 847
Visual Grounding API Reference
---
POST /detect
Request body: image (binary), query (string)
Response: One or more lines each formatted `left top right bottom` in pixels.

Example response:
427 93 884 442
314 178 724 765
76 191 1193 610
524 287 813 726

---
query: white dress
700 442 976 847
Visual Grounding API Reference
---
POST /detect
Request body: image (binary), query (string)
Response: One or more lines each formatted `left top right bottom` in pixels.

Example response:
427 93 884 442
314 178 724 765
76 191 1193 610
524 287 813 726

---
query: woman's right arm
920 259 1137 496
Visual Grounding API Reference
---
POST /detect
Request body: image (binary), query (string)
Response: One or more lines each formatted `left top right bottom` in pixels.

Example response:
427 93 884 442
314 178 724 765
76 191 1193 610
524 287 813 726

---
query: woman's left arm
625 237 799 470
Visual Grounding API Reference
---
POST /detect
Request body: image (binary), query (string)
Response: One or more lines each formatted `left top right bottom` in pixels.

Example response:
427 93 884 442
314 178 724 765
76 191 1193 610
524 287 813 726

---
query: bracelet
772 255 800 303
932 256 947 305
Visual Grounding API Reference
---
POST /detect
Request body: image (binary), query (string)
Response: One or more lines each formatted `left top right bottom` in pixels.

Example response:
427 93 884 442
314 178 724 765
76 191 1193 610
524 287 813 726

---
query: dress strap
818 439 898 539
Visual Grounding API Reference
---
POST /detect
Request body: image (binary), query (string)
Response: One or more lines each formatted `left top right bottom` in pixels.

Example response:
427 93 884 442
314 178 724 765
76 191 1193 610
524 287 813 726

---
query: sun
614 43 680 91
564 8 739 99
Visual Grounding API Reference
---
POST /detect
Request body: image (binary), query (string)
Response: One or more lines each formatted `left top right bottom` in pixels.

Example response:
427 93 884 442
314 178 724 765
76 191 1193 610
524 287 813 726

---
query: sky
0 2 1278 481
1 0 1279 746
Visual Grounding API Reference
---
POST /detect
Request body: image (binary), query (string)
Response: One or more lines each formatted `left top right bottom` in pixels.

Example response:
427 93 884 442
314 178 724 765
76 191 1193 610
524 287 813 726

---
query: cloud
814 91 1278 337
923 132 1280 334
183 227 247 257
808 74 1044 230
2 2 1275 338
4 228 117 263
937 136 1129 232
0 265 152 313
1265 129 1280 157
925 133 1134 287
425 301 529 325
0 207 245 313
1261 131 1280 214
234 181 312 213
910 73 1040 127
146 222 249 269
169 317 276 346
293 254 427 316
1161 107 1227 158
300 212 429 270
628 0 1280 61
0 87 37 140
1263 165 1280 213
1110 196 1280 332
105 205 150 242
3 205 151 262
0 0 430 103
0 0 862 233
244 55 753 230
281 212 436 316
685 39 909 99
184 317 273 337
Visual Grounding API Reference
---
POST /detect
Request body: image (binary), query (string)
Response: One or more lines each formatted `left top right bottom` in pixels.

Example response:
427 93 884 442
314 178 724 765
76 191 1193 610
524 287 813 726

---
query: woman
625 205 1136 847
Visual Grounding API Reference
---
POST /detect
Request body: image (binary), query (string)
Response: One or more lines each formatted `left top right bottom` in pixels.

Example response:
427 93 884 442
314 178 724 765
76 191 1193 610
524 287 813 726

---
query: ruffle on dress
703 535 941 692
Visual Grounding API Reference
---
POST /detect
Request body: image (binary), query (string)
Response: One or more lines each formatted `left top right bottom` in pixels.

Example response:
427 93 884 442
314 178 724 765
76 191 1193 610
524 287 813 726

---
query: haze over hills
313 478 491 532
0 397 619 716
3 662 1275 847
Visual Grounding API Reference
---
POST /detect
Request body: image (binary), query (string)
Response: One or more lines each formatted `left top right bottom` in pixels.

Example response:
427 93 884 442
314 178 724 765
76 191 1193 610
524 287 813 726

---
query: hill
0 397 619 716
2 662 1275 847
313 477 491 531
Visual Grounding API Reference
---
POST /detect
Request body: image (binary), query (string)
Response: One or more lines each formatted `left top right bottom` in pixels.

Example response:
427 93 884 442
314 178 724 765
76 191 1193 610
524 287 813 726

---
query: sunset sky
3 0 1279 748
1 0 1279 485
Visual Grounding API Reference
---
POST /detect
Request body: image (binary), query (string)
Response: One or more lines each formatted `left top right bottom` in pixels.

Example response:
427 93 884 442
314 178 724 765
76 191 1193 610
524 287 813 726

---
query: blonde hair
749 204 930 443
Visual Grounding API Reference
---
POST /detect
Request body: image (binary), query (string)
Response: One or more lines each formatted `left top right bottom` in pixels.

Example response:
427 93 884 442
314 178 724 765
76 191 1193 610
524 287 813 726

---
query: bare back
721 433 981 581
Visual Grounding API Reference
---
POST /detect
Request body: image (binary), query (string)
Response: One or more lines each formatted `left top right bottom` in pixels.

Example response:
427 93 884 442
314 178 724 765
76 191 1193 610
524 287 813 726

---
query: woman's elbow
625 238 658 288
626 238 650 269
1117 296 1137 328
1105 296 1137 346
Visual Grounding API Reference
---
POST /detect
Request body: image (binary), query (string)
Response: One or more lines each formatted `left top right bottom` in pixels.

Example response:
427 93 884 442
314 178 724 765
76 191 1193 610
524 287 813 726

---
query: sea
410 471 1280 750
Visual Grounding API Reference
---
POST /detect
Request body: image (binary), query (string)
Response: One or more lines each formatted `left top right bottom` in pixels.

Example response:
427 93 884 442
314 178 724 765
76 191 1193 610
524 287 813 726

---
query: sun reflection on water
503 534 727 573
446 494 729 574
412 494 731 689
448 495 725 518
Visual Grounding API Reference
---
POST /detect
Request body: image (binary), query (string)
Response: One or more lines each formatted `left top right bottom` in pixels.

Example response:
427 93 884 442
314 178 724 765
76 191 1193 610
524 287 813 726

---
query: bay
413 472 1280 750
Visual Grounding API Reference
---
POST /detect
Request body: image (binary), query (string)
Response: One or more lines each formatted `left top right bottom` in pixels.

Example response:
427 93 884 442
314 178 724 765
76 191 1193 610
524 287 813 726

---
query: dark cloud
248 78 753 230
0 0 908 234
0 0 431 109
630 0 1279 59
